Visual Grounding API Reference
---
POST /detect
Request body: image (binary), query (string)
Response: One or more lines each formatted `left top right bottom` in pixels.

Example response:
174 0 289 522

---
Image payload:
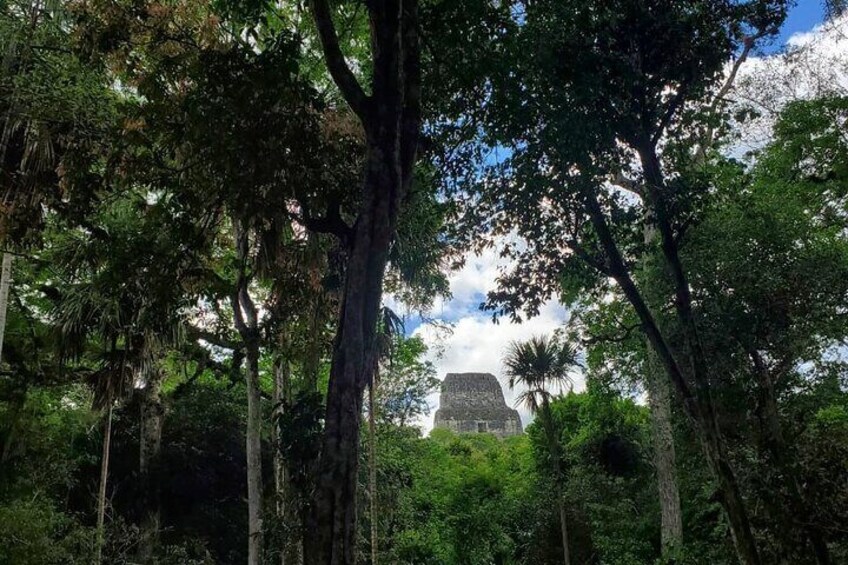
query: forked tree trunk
306 0 420 563
232 220 264 565
138 371 165 564
0 252 13 366
96 399 114 565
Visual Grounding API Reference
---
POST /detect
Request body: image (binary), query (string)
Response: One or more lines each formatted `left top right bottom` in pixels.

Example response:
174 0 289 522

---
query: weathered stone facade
433 373 523 438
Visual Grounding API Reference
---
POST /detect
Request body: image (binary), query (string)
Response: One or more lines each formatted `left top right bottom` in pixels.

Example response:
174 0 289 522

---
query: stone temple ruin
433 372 523 438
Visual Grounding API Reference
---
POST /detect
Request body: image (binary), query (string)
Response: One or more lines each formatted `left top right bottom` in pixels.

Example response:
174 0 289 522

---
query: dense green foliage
1 0 847 563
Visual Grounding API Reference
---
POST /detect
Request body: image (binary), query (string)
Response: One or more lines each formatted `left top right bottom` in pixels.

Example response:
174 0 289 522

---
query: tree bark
641 225 683 554
274 355 301 565
541 397 570 565
96 399 114 565
636 141 761 565
0 252 13 366
580 182 760 565
138 370 165 564
232 220 264 565
645 360 683 553
306 0 420 563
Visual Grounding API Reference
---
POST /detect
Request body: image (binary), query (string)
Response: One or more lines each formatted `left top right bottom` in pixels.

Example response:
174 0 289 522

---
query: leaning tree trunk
306 0 420 563
581 183 761 565
0 252 13 366
138 370 165 564
638 142 761 565
96 398 114 565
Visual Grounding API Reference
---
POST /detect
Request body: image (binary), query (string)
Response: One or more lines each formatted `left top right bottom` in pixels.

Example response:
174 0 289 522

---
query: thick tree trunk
306 0 420 562
0 252 13 366
138 371 164 564
96 400 114 565
368 377 378 565
645 361 683 553
642 220 683 555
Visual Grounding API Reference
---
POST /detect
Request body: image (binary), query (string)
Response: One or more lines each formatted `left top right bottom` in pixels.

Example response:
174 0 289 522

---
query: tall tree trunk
274 355 301 565
581 183 761 565
306 0 420 563
138 370 165 564
96 399 114 565
244 336 263 565
645 361 683 553
368 376 378 565
641 226 683 554
638 142 760 565
232 220 264 565
0 252 13 366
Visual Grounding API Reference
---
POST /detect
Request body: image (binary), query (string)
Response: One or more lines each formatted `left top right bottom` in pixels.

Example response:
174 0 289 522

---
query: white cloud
412 298 584 434
727 14 848 158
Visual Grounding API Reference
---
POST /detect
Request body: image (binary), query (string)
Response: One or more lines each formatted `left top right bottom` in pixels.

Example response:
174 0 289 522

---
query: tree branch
311 0 370 120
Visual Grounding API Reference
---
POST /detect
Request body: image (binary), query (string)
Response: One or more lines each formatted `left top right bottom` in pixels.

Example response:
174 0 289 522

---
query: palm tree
503 335 578 565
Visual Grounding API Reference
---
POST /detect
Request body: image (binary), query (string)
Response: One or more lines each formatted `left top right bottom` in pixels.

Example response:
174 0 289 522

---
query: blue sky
771 1 827 51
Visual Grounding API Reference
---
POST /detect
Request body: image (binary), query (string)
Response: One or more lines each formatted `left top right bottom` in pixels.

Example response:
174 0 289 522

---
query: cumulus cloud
400 245 581 433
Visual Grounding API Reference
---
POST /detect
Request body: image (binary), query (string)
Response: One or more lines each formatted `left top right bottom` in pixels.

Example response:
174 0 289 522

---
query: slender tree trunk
541 398 570 565
273 357 286 565
274 356 301 565
0 252 13 366
244 337 264 565
368 376 378 565
138 371 164 564
96 400 114 565
581 182 761 565
638 143 761 565
232 220 264 565
557 499 570 565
